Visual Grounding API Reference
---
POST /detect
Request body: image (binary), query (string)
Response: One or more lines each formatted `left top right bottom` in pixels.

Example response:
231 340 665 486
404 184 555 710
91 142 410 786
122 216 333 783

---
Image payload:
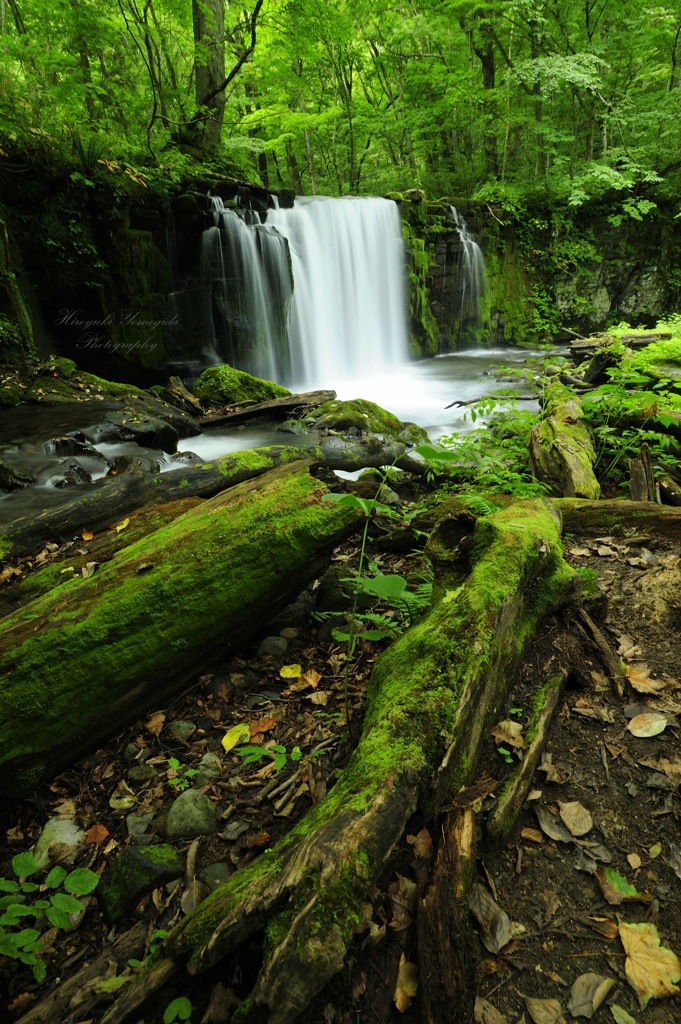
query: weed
166 758 199 791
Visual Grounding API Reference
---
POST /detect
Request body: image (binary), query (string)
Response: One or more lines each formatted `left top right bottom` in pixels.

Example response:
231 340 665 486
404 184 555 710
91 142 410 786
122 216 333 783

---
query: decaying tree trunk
0 462 363 795
2 439 424 561
95 498 576 1024
528 384 600 498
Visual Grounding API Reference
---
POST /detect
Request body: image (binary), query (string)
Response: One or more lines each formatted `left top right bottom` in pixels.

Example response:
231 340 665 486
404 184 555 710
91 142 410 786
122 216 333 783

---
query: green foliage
167 757 200 791
576 566 599 599
235 744 305 773
0 851 99 983
164 996 193 1023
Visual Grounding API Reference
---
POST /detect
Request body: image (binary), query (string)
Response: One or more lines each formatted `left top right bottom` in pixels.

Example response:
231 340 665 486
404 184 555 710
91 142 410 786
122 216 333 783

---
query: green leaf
33 961 47 983
273 751 287 772
12 928 41 948
164 996 193 1023
45 905 72 930
12 851 37 878
63 868 100 895
20 881 39 893
51 892 84 914
45 865 67 889
291 746 302 761
0 879 20 892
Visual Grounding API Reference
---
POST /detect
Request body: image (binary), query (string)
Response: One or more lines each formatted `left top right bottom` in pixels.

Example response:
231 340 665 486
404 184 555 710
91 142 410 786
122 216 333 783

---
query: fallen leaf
279 663 301 678
558 800 593 837
246 832 271 847
523 995 566 1023
648 842 662 859
393 953 418 1012
597 545 615 556
300 668 322 688
619 920 681 1007
609 1007 638 1024
249 716 276 739
115 517 130 532
469 883 512 953
47 842 80 867
628 713 667 738
627 853 642 870
181 879 210 914
81 529 94 541
145 711 166 735
567 973 615 1018
595 868 650 905
407 828 433 861
109 779 137 811
7 993 37 1014
570 547 590 556
538 753 564 784
521 827 543 844
585 917 618 940
625 664 667 694
388 874 418 934
307 691 329 705
491 718 525 749
86 824 110 845
534 806 574 843
81 561 97 579
221 723 251 754
475 997 509 1023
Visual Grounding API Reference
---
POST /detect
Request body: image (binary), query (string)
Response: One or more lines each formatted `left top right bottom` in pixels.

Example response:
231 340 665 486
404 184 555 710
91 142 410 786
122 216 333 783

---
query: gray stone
126 811 155 840
128 764 157 783
257 635 288 658
98 844 185 924
192 752 222 788
165 788 219 840
34 817 85 871
168 720 196 742
201 861 232 892
316 615 348 644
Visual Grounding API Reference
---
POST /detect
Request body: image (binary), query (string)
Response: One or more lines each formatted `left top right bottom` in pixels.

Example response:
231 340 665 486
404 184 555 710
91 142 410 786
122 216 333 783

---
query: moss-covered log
99 499 576 1024
0 462 363 795
529 384 600 498
1 438 424 561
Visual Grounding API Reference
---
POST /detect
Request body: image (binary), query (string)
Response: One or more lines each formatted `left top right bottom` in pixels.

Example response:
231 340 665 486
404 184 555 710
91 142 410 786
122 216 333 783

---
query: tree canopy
1 0 680 209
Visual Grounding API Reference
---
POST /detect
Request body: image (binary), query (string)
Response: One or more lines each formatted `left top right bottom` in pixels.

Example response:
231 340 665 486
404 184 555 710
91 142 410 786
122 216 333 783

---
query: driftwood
1 438 425 561
528 385 600 499
569 331 671 364
197 389 337 428
96 498 576 1024
0 461 363 795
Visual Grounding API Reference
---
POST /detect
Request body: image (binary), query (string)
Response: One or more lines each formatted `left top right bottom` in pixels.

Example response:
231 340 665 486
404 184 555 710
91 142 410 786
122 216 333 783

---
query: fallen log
0 461 363 795
528 384 600 499
99 498 576 1024
1 438 424 561
197 389 337 428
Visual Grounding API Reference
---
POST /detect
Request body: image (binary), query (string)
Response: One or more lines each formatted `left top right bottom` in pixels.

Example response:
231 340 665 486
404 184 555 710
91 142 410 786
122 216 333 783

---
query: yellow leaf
81 529 94 541
280 664 302 679
619 921 681 1007
115 517 130 533
221 723 250 754
393 953 418 1012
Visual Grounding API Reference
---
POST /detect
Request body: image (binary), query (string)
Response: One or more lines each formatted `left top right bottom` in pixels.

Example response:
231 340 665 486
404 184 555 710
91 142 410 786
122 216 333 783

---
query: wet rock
165 788 219 840
107 454 162 475
257 635 288 658
201 861 232 892
98 844 185 924
44 434 107 461
34 816 85 871
169 450 203 465
128 764 157 783
168 720 196 743
0 457 34 490
53 460 92 487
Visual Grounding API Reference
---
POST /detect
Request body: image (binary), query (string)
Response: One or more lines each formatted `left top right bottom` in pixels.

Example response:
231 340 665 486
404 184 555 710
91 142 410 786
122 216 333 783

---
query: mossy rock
384 192 404 203
311 399 427 446
193 365 291 407
98 844 185 924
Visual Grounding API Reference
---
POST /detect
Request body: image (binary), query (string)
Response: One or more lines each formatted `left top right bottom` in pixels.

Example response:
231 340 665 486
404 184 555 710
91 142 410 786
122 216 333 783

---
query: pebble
168 720 196 742
258 635 288 657
128 764 157 783
201 861 232 891
164 788 219 840
126 811 155 841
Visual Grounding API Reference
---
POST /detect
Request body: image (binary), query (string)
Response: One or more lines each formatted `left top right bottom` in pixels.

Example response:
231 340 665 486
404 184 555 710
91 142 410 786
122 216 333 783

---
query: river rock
126 811 155 842
53 460 92 487
98 844 185 923
0 457 35 490
193 752 222 788
257 635 288 658
201 861 232 892
164 788 219 840
168 719 196 742
33 816 85 871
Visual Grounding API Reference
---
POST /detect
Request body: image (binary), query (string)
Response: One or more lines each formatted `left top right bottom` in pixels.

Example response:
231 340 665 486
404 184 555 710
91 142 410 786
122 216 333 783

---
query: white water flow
203 195 408 390
449 205 488 340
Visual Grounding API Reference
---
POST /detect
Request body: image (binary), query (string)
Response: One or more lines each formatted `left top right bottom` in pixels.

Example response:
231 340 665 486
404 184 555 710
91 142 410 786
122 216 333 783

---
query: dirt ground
1 515 681 1024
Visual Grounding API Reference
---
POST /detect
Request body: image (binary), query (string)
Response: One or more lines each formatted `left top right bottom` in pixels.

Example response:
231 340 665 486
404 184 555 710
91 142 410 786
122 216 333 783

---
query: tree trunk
1 439 423 561
96 498 575 1024
528 385 600 498
192 0 225 148
0 462 363 795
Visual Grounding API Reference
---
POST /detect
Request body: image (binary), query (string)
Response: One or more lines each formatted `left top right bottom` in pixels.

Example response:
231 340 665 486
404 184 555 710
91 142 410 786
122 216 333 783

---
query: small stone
279 627 298 639
192 752 222 788
126 811 155 840
168 720 196 742
317 615 347 643
34 817 85 872
98 844 185 924
201 861 232 891
123 743 140 762
257 635 288 658
165 788 219 840
128 764 157 783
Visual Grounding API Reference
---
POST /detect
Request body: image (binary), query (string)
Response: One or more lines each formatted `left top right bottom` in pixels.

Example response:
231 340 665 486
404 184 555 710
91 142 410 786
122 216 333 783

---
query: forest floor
2 508 681 1024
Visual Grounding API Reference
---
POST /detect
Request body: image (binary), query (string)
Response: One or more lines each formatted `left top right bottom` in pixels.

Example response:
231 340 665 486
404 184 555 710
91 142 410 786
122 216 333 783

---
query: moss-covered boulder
529 384 600 499
311 398 427 447
98 845 185 924
193 364 291 408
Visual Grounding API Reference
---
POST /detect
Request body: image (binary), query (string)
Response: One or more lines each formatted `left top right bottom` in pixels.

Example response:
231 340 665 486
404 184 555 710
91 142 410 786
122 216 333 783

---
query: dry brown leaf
109 779 137 811
145 711 166 736
388 874 418 934
249 716 276 739
625 664 667 694
523 995 566 1023
558 800 593 837
538 753 564 784
85 824 110 845
628 713 667 738
474 996 509 1023
407 827 433 861
469 883 512 953
585 916 618 940
81 529 94 541
491 718 525 749
393 953 418 1012
619 921 681 1007
181 879 210 914
627 853 642 870
307 691 329 705
567 973 615 1018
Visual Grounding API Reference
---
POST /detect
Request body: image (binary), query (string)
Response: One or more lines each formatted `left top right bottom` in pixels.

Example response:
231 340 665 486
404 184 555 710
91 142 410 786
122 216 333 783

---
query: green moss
312 398 427 444
194 365 291 407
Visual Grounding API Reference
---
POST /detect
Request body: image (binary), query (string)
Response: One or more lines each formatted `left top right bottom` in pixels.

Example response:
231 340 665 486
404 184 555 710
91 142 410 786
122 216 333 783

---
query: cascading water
448 205 488 344
188 195 408 391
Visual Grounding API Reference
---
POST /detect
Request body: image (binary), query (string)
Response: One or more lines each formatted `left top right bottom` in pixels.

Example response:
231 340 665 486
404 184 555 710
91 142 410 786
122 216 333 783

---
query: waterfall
194 196 408 389
448 206 488 345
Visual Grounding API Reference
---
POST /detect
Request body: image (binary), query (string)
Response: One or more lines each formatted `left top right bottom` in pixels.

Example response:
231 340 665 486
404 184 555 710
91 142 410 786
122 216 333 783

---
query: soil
1 514 681 1024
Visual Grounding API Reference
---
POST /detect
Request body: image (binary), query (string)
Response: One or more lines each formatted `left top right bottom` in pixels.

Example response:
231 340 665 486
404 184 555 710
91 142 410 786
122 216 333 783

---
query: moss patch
193 365 291 407
311 398 427 445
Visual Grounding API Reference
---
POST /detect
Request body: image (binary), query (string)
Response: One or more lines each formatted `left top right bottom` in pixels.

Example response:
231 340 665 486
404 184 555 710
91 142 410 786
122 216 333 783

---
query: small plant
235 743 303 773
164 996 193 1023
576 566 599 599
497 746 513 765
167 758 200 791
0 851 100 982
128 927 168 968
